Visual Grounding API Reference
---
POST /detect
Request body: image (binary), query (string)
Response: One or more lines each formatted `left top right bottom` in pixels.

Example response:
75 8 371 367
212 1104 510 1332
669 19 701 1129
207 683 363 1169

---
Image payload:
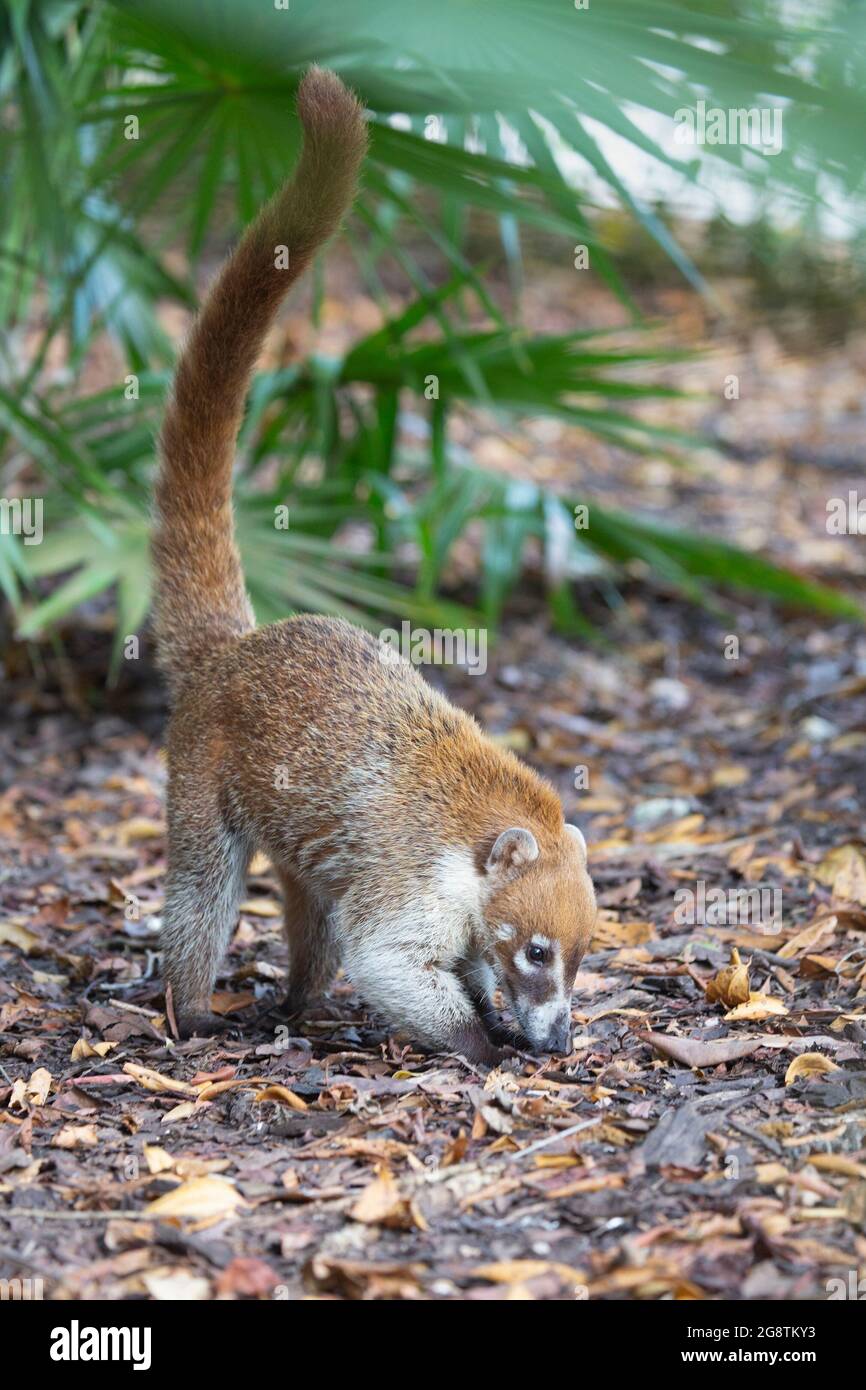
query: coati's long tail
152 68 368 694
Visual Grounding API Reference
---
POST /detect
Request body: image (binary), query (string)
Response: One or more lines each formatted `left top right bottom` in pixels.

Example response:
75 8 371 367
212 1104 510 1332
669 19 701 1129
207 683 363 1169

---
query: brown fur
152 67 368 695
152 69 596 1065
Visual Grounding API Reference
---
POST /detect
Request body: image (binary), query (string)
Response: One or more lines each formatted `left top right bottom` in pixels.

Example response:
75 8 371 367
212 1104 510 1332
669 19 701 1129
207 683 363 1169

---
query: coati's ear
565 823 587 861
486 827 539 884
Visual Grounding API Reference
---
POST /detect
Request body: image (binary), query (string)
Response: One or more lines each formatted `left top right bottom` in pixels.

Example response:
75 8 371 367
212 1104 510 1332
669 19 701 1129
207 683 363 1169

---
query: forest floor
2 257 866 1301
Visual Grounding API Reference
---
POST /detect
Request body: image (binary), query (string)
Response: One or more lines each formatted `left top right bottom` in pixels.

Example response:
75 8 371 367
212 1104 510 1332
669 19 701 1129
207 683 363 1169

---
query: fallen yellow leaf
239 899 281 918
123 1063 198 1097
725 993 788 1022
145 1176 245 1220
0 922 40 953
784 1052 840 1086
115 817 164 845
778 915 838 960
26 1067 53 1106
253 1084 308 1112
142 1269 211 1300
349 1168 427 1230
705 948 751 1008
472 1259 587 1288
143 1144 176 1174
51 1123 98 1149
71 1038 117 1060
161 1101 197 1123
814 844 866 906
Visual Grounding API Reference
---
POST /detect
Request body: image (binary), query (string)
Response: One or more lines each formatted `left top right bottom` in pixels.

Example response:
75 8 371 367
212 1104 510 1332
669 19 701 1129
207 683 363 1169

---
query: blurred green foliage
1 0 864 667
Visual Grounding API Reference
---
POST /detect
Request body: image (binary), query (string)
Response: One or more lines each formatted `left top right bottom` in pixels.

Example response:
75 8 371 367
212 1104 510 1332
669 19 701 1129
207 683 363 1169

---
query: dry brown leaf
799 954 840 978
809 1154 866 1179
814 844 866 906
71 1038 117 1060
174 1158 232 1179
210 991 256 1016
214 1257 278 1298
239 898 281 918
590 918 655 950
754 1162 790 1185
161 1101 197 1123
0 922 41 953
705 948 751 1008
641 1030 762 1068
143 1144 175 1174
725 993 788 1022
711 764 750 788
471 1259 587 1290
349 1168 427 1231
253 1084 308 1112
643 813 705 843
141 1268 211 1300
52 1123 98 1149
115 817 164 845
778 915 838 960
24 1067 53 1106
194 1077 265 1102
145 1175 245 1220
123 1063 199 1097
539 1173 626 1198
784 1052 841 1086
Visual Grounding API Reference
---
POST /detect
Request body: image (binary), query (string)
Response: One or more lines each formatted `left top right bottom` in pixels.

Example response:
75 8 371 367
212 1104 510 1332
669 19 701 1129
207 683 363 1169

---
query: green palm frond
2 0 863 665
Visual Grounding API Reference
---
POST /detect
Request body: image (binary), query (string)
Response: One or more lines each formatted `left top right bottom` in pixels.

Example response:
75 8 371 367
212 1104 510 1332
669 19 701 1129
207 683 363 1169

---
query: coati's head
482 823 595 1054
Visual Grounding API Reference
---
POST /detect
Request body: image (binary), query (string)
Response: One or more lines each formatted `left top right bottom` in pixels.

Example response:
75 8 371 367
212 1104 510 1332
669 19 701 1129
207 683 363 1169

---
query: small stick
513 1116 600 1160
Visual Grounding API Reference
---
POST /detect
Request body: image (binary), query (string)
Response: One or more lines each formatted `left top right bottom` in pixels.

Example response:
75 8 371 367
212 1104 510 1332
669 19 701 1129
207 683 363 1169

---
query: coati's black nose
546 1010 572 1055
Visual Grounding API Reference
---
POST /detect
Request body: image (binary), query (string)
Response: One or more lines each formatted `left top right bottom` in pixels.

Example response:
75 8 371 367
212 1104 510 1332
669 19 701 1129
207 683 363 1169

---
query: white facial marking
496 922 516 942
513 946 533 975
517 939 571 1044
528 995 568 1035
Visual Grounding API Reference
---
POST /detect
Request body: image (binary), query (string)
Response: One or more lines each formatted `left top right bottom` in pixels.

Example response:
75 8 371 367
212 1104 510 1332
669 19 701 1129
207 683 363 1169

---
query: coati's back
169 613 564 869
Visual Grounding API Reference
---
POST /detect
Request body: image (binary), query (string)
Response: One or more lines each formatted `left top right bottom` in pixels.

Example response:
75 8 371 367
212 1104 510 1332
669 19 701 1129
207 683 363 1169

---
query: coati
152 67 597 1066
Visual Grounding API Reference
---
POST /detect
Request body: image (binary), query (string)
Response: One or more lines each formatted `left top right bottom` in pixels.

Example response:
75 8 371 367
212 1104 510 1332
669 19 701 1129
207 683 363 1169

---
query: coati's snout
483 822 596 1054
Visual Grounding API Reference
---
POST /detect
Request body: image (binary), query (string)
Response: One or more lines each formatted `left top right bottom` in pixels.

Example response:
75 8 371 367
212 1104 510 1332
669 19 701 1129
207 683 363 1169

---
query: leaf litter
2 267 866 1300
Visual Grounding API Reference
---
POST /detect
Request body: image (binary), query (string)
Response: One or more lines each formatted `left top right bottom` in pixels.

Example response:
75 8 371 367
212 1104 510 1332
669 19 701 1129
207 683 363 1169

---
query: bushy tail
152 67 368 695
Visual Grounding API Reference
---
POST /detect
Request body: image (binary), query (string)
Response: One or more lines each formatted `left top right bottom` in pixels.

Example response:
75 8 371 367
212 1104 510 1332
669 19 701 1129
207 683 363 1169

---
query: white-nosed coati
152 68 596 1066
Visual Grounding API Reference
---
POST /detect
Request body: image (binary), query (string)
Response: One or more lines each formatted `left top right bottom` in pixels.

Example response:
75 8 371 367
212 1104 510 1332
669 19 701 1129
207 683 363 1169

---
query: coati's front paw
448 1021 516 1071
176 1011 238 1040
483 1020 531 1052
277 991 307 1022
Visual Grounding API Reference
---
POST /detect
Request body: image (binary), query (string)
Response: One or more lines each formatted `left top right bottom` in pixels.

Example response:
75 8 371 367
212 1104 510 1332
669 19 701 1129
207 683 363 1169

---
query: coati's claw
246 996 303 1033
176 1012 239 1040
277 992 306 1021
483 1021 531 1051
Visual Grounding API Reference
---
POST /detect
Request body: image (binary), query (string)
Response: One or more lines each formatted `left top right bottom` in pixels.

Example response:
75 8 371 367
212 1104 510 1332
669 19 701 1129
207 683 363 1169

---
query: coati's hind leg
161 811 252 1038
278 870 339 1021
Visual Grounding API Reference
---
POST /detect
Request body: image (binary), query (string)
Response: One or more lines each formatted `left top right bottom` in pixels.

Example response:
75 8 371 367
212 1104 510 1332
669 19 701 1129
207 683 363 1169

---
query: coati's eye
527 943 548 965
